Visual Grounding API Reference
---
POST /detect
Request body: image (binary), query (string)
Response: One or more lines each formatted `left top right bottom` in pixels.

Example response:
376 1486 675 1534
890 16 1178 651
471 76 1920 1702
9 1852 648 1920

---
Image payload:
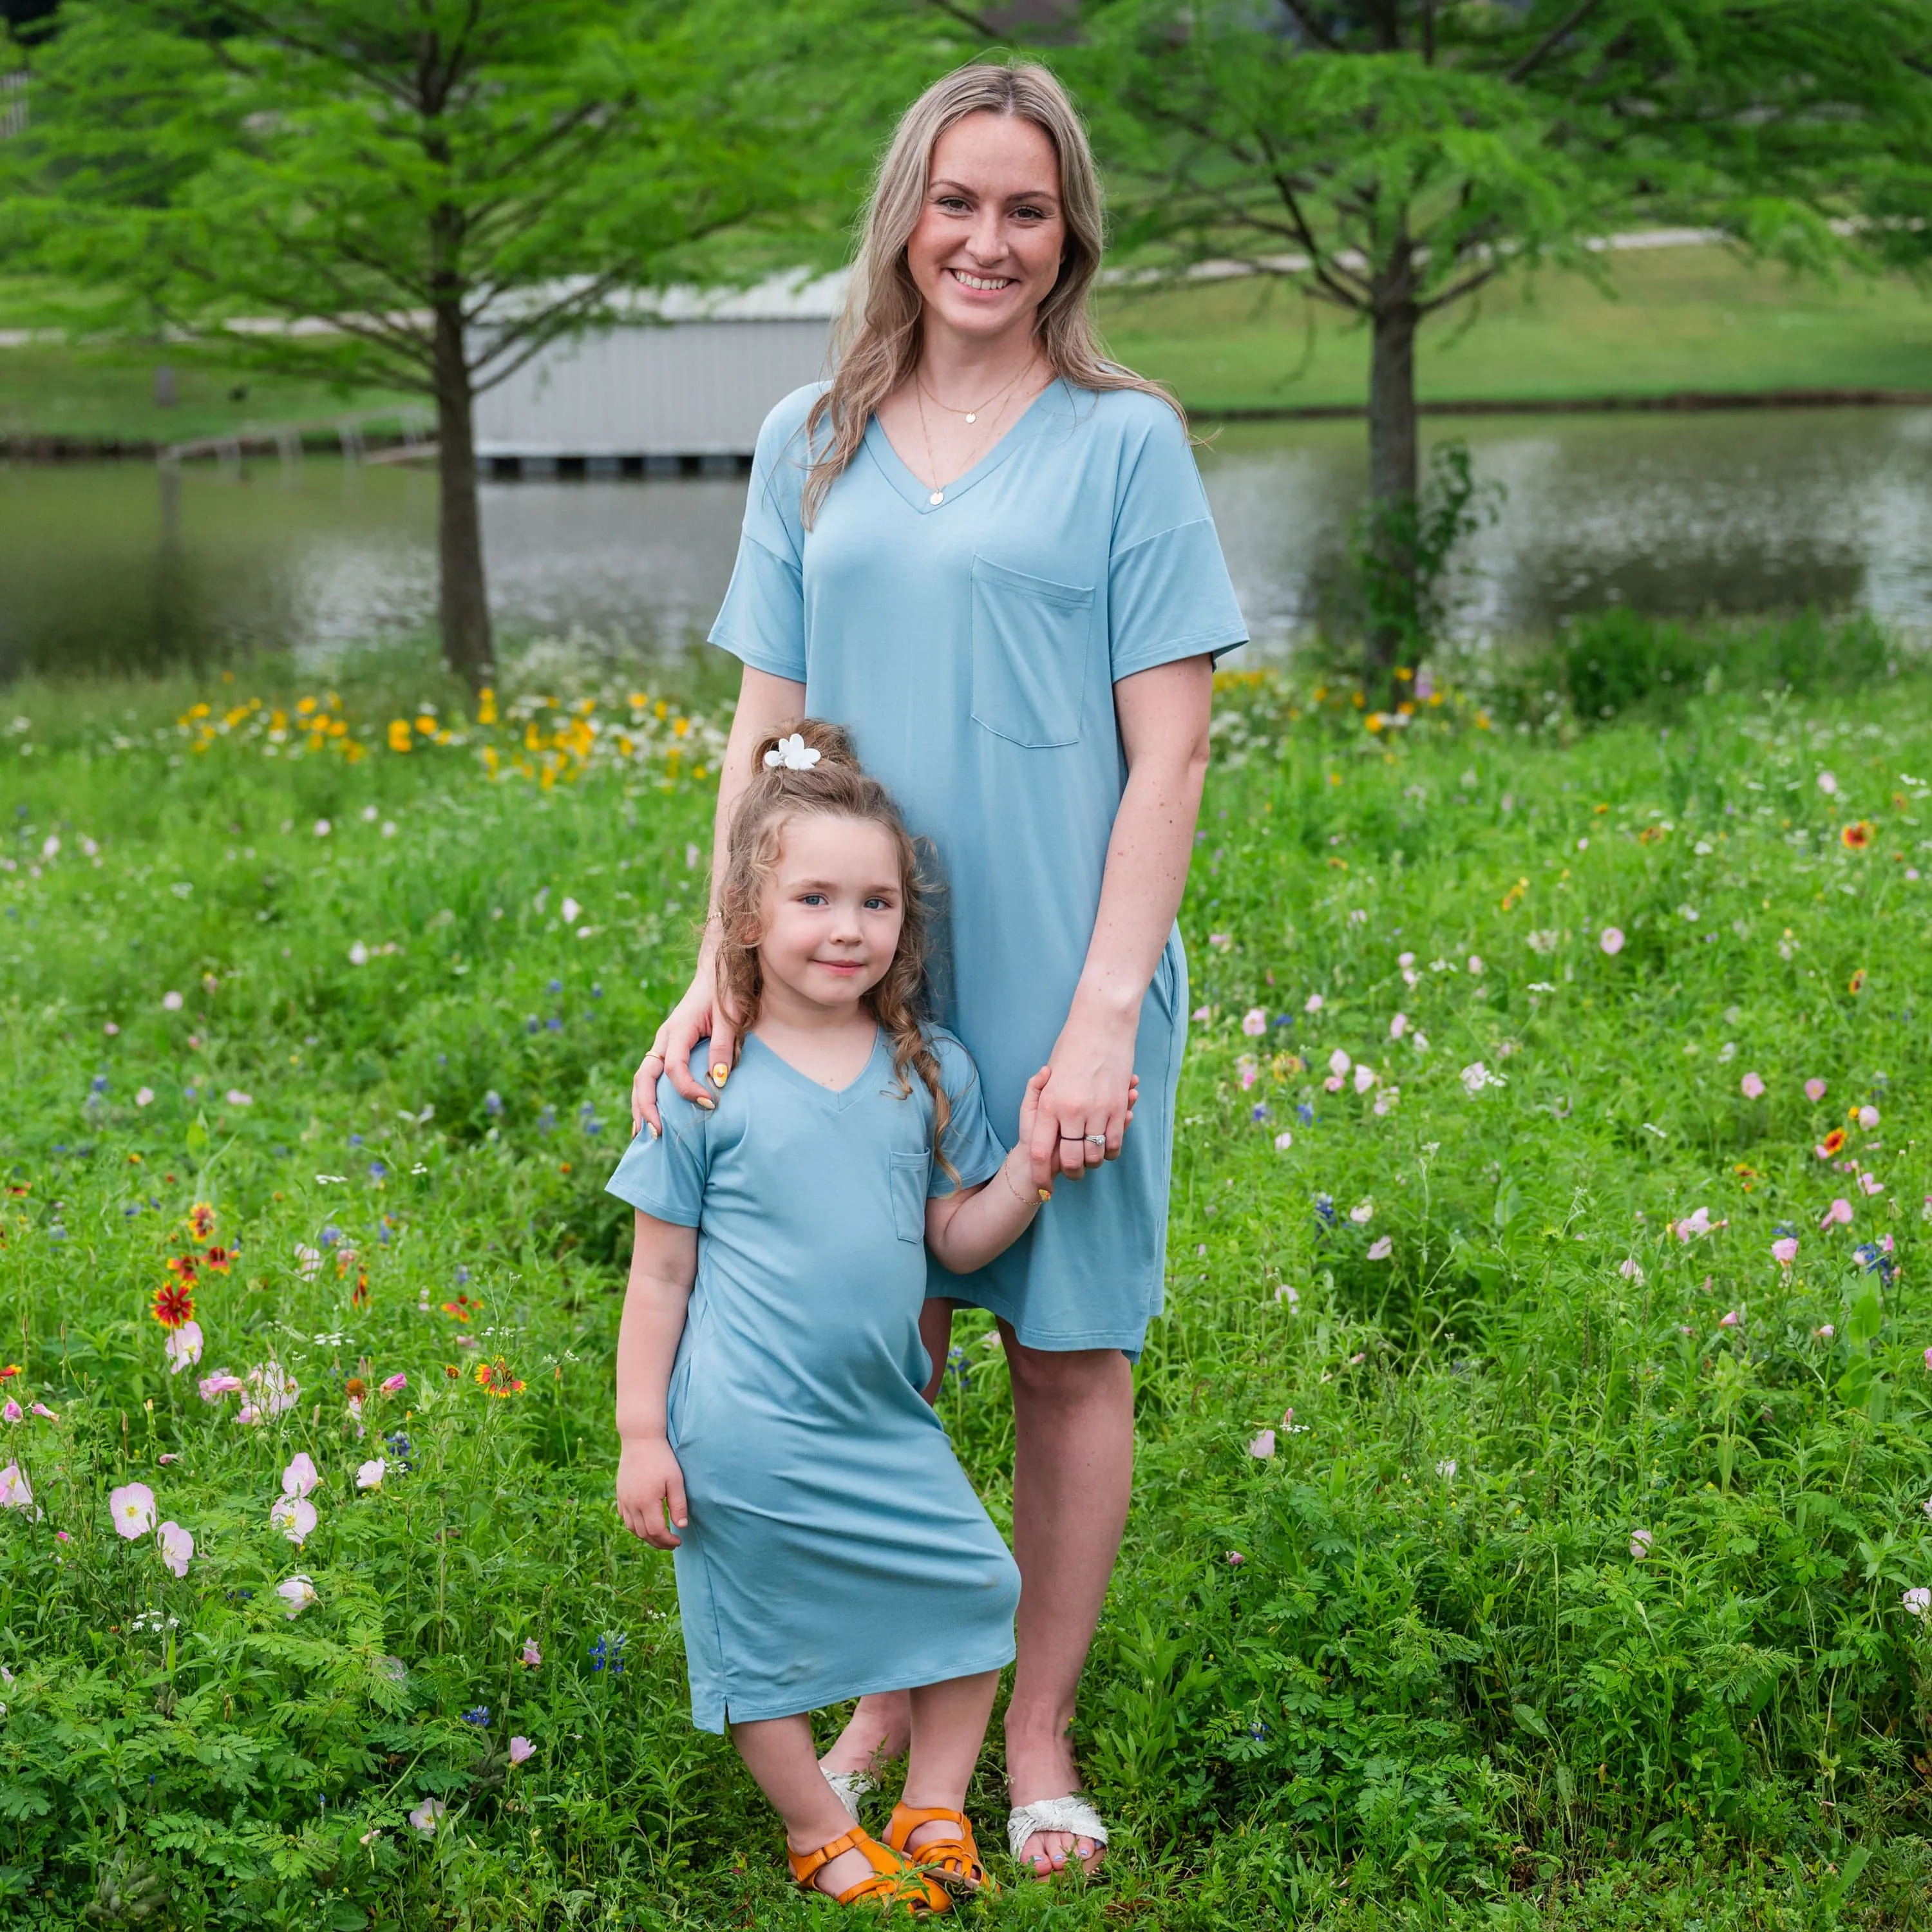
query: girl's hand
1031 1005 1142 1182
1012 1066 1057 1199
631 948 737 1137
614 1437 688 1549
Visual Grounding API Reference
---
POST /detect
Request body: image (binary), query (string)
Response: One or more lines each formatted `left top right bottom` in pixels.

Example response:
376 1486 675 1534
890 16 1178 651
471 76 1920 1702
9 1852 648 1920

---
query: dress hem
688 1641 1019 1735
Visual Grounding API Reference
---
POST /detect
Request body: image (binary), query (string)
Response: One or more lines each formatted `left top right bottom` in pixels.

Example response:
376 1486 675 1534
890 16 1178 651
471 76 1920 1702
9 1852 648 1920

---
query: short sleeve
604 1050 710 1227
1106 399 1247 681
928 1030 1007 1197
707 386 821 683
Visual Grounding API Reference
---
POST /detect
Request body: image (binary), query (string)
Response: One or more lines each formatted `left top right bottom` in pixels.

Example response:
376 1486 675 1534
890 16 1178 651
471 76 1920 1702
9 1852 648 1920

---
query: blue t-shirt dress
709 379 1248 1354
606 1028 1021 1730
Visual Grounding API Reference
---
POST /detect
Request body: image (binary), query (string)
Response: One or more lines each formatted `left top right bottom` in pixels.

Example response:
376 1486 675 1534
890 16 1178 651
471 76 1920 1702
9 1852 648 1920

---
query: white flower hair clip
764 734 821 772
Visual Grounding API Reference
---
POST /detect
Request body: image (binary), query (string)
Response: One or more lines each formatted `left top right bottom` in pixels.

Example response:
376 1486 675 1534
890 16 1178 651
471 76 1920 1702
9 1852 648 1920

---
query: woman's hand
630 945 735 1137
614 1436 688 1549
1030 1002 1142 1182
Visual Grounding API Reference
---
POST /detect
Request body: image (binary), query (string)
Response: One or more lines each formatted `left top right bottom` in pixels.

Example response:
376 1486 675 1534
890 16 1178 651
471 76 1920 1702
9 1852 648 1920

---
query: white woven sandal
821 1768 876 1821
1007 1795 1110 1866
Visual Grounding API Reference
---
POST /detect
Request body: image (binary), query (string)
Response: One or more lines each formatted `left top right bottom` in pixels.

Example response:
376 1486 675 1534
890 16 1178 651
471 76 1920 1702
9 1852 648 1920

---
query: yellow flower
477 687 498 725
415 716 435 737
387 719 413 753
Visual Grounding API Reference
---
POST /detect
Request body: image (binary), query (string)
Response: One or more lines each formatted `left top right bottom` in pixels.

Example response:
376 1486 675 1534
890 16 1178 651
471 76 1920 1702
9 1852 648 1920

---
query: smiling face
905 109 1066 353
753 813 906 1016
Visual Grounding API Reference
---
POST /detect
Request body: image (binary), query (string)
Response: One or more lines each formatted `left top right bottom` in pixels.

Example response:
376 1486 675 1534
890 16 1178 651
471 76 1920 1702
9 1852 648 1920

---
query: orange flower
187 1202 216 1240
474 1358 525 1399
351 1271 370 1309
1848 969 1867 995
164 1253 198 1287
202 1245 232 1273
443 1363 460 1379
151 1282 195 1330
344 1377 368 1401
1841 820 1873 850
440 1294 481 1322
1821 1129 1847 1157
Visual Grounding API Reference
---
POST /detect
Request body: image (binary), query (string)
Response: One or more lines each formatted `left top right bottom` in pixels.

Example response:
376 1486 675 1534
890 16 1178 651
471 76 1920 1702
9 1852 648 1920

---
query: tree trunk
1364 245 1421 698
433 298 494 692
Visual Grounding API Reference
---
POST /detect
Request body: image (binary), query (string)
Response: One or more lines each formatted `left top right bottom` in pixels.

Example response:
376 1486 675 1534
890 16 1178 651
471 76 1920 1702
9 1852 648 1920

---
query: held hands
1010 1066 1059 1203
1030 1007 1142 1182
614 1436 688 1549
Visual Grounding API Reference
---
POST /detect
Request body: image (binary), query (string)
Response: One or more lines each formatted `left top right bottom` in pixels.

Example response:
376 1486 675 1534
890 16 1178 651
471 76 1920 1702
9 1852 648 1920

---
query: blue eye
800 892 827 906
864 896 890 911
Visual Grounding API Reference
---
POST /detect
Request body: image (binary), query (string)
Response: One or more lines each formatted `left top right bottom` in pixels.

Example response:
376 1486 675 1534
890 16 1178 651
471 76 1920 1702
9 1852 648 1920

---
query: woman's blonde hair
716 719 956 1173
801 59 1179 524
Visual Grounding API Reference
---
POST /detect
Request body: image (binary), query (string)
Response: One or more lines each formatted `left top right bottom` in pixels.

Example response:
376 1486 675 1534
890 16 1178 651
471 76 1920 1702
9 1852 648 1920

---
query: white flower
1349 1201 1374 1224
1527 930 1557 956
561 896 582 924
1435 1459 1457 1480
314 819 332 838
1630 1529 1654 1560
1273 1130 1293 1150
276 1574 317 1618
347 941 369 967
762 733 820 771
1817 770 1839 795
295 1245 322 1280
164 1321 204 1374
1460 1061 1504 1094
1390 1012 1407 1039
162 990 184 1012
135 1086 155 1108
1410 1031 1429 1053
408 1797 446 1836
1353 1064 1377 1094
1367 1235 1393 1260
1904 1587 1931 1619
1328 1048 1351 1077
1618 1258 1645 1283
1273 1283 1300 1307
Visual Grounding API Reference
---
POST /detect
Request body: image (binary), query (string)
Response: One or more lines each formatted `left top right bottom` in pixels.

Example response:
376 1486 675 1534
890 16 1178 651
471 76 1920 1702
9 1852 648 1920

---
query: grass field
4 638 1932 1928
1098 243 1932 415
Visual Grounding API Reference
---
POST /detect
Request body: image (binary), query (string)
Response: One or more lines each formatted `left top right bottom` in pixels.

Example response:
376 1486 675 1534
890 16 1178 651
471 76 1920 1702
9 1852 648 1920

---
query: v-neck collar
864 377 1066 516
743 1026 885 1111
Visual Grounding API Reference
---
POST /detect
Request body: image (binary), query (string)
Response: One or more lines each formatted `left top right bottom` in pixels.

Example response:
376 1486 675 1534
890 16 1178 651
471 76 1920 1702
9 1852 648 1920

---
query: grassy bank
1099 243 1932 415
4 643 1932 1927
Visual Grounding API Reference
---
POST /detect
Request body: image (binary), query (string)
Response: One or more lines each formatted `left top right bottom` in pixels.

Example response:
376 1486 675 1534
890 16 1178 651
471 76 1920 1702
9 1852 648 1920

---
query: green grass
4 638 1932 1927
0 339 416 447
1099 243 1932 413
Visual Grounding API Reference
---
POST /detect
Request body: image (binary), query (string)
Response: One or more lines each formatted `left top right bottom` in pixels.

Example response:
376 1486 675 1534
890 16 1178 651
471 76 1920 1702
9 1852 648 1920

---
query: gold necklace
916 355 1036 426
914 357 1039 506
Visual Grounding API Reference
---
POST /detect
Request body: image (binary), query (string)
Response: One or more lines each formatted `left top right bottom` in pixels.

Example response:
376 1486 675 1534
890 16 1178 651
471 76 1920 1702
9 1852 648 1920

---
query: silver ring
1085 1134 1106 1146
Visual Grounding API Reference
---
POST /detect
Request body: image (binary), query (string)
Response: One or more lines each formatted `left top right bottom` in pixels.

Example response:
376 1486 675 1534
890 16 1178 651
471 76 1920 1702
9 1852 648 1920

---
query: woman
630 60 1245 1879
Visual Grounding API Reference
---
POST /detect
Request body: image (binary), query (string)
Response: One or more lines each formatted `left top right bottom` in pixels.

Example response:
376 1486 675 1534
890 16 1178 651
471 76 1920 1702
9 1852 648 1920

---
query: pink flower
1390 1012 1408 1039
110 1482 156 1539
509 1736 535 1765
1 1401 18 1426
1618 1257 1645 1283
0 1464 32 1510
1329 1048 1351 1077
1242 1007 1267 1037
1804 1078 1827 1103
520 1638 542 1668
1629 1529 1653 1560
276 1573 317 1617
1815 1324 1835 1340
1349 1202 1374 1224
409 1797 446 1835
1600 927 1625 956
156 1520 193 1578
1906 1587 1931 1619
1674 1208 1719 1242
355 1459 385 1490
1304 993 1323 1013
1247 1428 1276 1459
379 1372 406 1395
198 1372 243 1401
1190 1005 1211 1022
165 1321 204 1374
1207 934 1232 952
1859 1104 1880 1129
270 1495 318 1545
29 1403 57 1423
1859 1173 1884 1197
1821 1198 1854 1229
1740 1072 1765 1099
1226 1551 1244 1566
1718 1310 1740 1329
1367 1235 1393 1260
1354 1065 1377 1094
1273 1130 1293 1151
281 1453 320 1499
1924 1346 1932 1372
1237 1056 1259 1091
1772 1237 1798 1268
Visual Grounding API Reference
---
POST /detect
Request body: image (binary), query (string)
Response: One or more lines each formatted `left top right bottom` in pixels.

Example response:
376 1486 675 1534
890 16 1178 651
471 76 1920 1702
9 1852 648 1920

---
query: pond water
4 405 1931 684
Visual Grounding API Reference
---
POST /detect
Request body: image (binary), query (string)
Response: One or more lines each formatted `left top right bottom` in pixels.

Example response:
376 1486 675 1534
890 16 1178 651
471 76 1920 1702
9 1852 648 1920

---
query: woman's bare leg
1001 1323 1132 1878
819 1299 958 1779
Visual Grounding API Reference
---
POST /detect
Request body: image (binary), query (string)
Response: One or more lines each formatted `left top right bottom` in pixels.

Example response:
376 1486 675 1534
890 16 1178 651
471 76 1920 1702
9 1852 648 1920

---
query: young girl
609 721 1092 1912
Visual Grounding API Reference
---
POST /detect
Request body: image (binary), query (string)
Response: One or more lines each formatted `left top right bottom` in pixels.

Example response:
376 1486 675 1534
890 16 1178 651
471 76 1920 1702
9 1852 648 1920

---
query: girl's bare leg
819 1299 957 1779
733 1713 879 1897
901 1667 1001 1855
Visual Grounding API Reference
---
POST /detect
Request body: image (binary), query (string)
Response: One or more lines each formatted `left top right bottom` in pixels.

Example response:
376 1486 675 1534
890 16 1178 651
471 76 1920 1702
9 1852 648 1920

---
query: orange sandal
885 1804 999 1900
788 1825 952 1915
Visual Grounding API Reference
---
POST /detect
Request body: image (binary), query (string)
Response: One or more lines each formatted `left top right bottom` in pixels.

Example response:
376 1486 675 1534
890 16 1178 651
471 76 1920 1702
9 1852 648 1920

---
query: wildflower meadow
5 623 1932 1929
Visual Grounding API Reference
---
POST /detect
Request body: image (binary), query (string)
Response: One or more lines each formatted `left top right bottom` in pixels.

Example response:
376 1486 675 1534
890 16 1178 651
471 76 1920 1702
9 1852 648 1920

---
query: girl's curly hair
715 719 954 1174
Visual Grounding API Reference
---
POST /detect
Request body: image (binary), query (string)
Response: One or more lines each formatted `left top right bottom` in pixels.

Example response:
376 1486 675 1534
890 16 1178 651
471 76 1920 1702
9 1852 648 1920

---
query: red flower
0 1365 19 1380
440 1294 481 1323
164 1254 198 1287
351 1271 370 1309
187 1202 216 1240
151 1282 195 1331
202 1246 232 1273
474 1358 525 1399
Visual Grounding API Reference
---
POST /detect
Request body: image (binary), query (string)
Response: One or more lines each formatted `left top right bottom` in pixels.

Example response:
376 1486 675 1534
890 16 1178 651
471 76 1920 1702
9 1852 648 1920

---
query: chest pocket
889 1149 929 1244
969 556 1094 750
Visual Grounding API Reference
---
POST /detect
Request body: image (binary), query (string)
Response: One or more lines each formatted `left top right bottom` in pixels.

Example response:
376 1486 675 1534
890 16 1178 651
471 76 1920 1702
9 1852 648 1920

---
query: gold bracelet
1003 1159 1050 1208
